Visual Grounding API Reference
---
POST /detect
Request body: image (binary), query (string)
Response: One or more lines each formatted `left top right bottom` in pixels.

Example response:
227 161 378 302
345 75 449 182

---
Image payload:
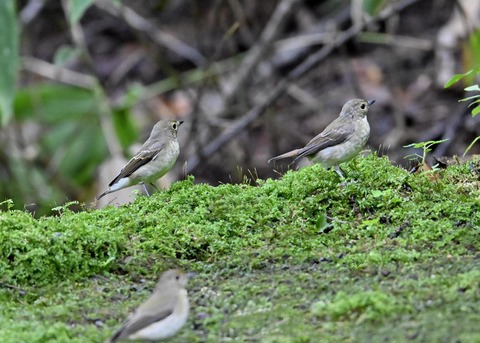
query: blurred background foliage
1 0 480 216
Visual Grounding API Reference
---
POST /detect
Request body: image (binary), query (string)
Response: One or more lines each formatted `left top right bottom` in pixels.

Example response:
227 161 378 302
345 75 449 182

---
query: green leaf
0 1 19 125
68 0 94 24
458 94 480 102
464 85 480 92
371 190 384 197
403 143 419 149
361 217 380 228
112 107 138 149
14 84 107 186
315 213 328 231
444 71 472 88
472 105 480 116
468 30 480 73
14 84 96 122
53 45 81 66
58 124 107 184
467 99 480 107
363 0 385 16
464 136 480 155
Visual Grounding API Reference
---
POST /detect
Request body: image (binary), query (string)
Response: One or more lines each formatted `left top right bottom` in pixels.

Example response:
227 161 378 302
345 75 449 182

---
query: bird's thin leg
336 165 359 187
334 165 346 179
141 183 151 196
149 182 159 191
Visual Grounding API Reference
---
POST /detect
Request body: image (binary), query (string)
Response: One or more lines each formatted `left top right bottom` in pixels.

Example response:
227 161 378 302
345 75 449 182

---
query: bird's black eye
361 104 366 110
172 122 177 130
175 275 180 280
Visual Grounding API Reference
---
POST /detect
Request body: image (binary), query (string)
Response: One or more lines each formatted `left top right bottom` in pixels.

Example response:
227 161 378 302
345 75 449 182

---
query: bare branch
94 0 206 66
21 57 96 88
20 0 46 24
222 0 302 101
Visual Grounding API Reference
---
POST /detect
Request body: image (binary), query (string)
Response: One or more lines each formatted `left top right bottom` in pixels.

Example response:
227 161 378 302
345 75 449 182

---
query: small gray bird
268 99 374 178
105 269 193 343
98 120 183 199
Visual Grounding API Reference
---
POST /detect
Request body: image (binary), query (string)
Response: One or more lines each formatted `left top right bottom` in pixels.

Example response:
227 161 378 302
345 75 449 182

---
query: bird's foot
141 183 151 196
338 179 359 187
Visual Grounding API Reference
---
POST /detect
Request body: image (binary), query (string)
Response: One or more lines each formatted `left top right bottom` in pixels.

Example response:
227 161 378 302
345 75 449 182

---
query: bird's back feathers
108 144 165 187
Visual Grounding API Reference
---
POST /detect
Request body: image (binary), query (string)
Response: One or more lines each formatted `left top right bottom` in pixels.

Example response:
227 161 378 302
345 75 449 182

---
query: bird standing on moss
97 120 183 200
105 269 193 342
268 99 374 178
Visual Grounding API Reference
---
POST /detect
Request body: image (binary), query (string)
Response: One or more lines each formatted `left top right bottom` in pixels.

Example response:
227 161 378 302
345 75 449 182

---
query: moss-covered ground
1 154 479 343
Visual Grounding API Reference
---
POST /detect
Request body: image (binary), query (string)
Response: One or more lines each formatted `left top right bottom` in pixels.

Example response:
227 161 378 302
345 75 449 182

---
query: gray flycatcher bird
268 98 374 178
98 120 183 199
105 269 193 342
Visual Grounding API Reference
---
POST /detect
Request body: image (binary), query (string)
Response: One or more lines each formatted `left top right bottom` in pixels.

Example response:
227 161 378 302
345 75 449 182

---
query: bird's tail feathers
104 326 124 343
96 190 110 200
268 149 300 163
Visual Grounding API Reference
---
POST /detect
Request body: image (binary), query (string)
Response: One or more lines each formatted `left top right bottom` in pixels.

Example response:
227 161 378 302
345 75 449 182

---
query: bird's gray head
340 99 375 119
151 120 184 139
156 269 192 289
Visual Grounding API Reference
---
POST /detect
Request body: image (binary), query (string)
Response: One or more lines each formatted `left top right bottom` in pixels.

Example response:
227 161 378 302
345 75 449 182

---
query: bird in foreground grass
268 98 375 178
97 120 183 200
105 269 193 343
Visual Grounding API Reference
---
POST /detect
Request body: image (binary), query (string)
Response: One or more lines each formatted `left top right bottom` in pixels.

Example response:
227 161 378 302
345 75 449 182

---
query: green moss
1 154 480 342
311 289 404 320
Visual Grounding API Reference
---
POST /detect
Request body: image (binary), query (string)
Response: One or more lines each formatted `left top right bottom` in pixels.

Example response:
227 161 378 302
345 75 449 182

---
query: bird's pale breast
130 141 180 184
311 117 370 168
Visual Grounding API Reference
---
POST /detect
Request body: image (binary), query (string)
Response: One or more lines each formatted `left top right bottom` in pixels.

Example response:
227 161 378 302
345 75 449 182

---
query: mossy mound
1 154 479 342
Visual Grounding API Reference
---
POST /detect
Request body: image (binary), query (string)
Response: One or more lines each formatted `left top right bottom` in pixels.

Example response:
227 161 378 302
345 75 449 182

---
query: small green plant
404 139 449 167
444 66 480 155
444 67 480 117
458 84 480 117
0 199 14 211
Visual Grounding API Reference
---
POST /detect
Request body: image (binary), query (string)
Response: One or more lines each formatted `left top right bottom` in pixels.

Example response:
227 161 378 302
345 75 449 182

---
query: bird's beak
178 120 185 126
186 272 196 279
367 100 376 106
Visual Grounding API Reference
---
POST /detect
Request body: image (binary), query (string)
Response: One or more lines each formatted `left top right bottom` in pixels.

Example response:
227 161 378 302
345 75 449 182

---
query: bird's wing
295 124 354 160
108 293 177 343
109 308 174 342
109 141 165 186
